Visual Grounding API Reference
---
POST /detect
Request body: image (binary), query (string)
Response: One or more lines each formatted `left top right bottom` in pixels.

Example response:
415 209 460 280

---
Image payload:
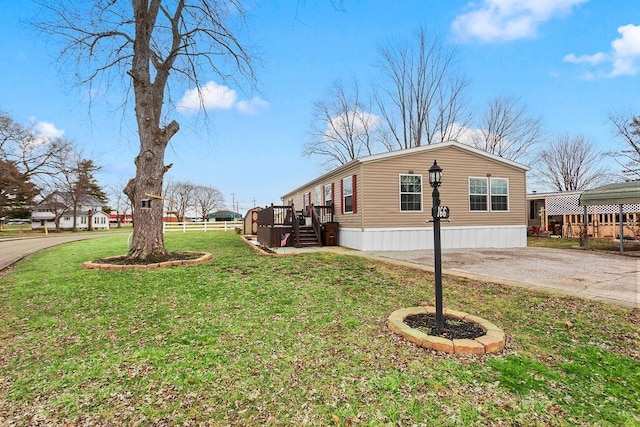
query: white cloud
177 81 269 115
564 24 640 78
325 110 380 143
235 96 269 115
446 123 483 146
610 24 640 76
177 81 237 112
35 120 65 139
26 119 65 146
452 0 588 43
563 52 607 65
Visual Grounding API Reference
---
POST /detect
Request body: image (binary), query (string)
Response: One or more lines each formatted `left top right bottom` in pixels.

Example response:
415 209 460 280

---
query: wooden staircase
295 225 321 247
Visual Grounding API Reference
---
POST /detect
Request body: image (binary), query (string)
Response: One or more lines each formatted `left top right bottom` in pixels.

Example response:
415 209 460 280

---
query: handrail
310 204 321 244
290 204 300 247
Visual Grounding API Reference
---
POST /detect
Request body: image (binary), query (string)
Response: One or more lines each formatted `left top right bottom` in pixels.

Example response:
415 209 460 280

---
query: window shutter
352 175 357 214
331 182 335 205
340 179 344 214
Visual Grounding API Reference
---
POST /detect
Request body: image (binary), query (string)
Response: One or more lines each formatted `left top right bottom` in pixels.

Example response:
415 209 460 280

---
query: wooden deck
257 204 337 248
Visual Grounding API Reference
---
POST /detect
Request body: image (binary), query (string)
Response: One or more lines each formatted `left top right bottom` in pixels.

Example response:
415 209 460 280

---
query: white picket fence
163 220 243 233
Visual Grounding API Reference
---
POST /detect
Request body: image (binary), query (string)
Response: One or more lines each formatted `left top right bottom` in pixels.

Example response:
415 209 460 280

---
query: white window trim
469 177 488 212
343 176 353 214
399 174 423 213
490 177 510 212
324 183 332 205
314 185 322 206
468 177 510 212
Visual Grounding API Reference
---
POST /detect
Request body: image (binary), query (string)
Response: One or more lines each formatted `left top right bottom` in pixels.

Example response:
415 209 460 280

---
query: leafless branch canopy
35 0 255 111
538 133 609 191
0 111 75 189
304 79 381 168
471 95 543 162
608 111 640 180
375 27 470 150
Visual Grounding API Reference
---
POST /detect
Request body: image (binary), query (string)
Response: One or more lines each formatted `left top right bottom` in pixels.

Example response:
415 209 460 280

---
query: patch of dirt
404 313 485 340
96 252 205 265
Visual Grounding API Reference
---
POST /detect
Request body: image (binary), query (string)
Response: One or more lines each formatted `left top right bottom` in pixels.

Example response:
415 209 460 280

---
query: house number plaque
434 205 450 219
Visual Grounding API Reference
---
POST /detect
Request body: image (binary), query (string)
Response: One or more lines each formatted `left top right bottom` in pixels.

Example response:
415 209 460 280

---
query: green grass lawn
528 236 640 252
1 233 638 426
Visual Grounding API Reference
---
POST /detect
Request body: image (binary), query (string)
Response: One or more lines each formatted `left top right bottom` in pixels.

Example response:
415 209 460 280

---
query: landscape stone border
82 252 213 271
388 306 506 355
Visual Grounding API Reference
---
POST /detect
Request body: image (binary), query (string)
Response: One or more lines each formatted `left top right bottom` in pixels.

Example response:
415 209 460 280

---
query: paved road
368 247 639 309
0 232 128 271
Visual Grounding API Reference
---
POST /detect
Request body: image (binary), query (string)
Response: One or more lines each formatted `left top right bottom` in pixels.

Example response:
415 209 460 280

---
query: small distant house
527 185 640 239
31 192 109 231
273 141 530 251
207 210 242 222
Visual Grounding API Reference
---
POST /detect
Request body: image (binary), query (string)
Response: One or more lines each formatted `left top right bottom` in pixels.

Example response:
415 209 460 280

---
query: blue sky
1 0 639 212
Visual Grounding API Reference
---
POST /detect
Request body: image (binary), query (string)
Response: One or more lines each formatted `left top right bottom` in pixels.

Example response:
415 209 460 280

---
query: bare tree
0 111 74 189
608 111 640 180
304 79 381 167
36 0 254 260
537 133 609 191
165 180 197 221
471 96 543 162
194 185 224 221
375 27 470 150
108 181 133 228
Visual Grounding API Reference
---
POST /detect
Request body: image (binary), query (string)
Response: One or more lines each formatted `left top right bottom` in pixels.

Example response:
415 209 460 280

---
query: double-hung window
469 177 509 211
399 174 422 211
342 177 353 213
469 178 488 211
490 178 509 211
324 183 333 205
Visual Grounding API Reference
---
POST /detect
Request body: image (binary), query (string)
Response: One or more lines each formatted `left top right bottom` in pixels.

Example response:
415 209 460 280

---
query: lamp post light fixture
428 160 444 333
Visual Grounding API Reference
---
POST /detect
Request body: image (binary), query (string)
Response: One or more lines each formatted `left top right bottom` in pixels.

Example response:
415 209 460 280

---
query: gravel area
369 247 639 308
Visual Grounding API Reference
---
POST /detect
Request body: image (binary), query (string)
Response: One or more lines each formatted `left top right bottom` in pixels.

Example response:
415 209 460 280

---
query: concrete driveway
368 247 639 308
0 232 128 272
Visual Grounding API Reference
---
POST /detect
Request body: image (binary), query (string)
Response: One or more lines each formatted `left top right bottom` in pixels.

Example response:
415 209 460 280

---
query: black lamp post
428 160 444 333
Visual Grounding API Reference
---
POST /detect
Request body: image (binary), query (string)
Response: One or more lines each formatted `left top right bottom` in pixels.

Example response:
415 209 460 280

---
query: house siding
281 163 363 229
360 145 526 228
280 141 529 251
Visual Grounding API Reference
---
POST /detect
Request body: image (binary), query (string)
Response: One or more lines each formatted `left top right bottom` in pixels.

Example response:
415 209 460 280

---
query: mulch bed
404 313 485 340
96 252 204 265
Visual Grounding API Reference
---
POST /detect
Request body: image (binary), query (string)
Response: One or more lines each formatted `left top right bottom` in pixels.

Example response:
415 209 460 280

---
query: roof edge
280 141 531 200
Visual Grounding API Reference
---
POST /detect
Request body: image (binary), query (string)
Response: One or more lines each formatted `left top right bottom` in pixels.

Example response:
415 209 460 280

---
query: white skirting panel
339 225 527 251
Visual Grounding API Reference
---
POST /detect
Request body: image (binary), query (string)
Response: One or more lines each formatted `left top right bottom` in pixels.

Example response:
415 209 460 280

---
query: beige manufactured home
281 141 530 251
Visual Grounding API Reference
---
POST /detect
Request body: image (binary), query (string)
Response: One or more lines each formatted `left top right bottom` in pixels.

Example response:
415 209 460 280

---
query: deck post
619 204 624 253
583 205 589 249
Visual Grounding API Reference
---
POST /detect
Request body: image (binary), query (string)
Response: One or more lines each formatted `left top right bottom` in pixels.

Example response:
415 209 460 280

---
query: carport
579 181 640 253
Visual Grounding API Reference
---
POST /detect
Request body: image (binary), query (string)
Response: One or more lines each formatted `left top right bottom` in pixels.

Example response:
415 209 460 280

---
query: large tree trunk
124 122 177 261
123 2 179 261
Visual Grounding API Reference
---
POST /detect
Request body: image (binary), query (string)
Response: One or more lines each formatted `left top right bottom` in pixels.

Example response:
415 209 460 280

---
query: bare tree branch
375 27 470 150
472 95 543 162
304 78 381 168
537 133 610 191
608 110 640 180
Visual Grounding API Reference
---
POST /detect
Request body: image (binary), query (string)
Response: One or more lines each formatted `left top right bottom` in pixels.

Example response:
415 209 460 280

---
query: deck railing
257 203 335 247
311 203 334 224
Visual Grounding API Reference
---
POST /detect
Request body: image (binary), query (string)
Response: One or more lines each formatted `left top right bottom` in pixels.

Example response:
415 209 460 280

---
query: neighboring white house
31 191 110 231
